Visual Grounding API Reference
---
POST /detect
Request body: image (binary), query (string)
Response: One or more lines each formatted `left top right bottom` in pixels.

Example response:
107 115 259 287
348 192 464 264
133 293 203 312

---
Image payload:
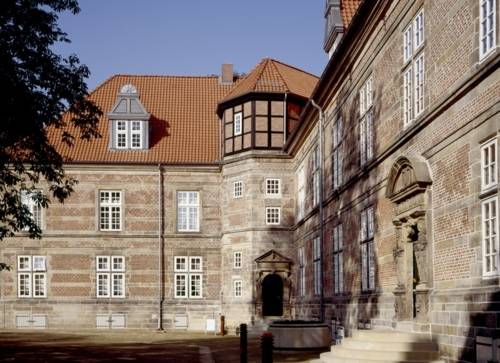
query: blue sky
54 1 327 90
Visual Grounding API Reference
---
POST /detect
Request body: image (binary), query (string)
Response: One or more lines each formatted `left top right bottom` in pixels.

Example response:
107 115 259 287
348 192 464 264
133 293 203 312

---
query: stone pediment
255 250 292 265
386 156 432 203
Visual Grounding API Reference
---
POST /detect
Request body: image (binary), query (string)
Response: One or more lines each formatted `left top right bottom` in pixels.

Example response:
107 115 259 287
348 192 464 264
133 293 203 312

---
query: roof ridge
268 59 291 93
269 58 319 79
110 74 221 79
252 58 271 92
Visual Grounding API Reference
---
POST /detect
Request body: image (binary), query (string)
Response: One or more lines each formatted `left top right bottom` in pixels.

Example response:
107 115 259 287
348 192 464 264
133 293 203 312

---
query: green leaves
0 0 101 241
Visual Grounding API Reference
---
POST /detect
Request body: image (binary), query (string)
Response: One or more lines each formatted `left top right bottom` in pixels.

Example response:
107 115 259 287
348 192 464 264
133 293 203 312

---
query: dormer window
108 84 150 151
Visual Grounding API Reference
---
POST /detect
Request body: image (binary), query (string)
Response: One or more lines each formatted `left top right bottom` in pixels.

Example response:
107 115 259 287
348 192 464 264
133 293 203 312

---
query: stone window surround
332 116 343 190
233 252 242 269
233 279 243 297
17 255 47 298
298 246 305 297
313 236 321 296
359 76 374 166
176 191 200 233
333 224 344 294
265 207 281 225
481 196 499 278
360 207 376 292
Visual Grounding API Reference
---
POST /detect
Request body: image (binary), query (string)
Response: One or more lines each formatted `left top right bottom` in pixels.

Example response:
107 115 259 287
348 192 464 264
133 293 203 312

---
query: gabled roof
48 75 236 164
219 58 318 104
254 249 293 264
341 0 362 28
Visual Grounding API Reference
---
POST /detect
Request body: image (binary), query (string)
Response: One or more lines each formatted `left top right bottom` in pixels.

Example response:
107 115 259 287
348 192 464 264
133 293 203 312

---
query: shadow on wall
149 115 170 147
459 289 500 363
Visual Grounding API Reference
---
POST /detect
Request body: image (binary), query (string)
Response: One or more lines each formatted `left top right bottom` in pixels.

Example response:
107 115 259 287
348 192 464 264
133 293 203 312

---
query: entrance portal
262 274 283 316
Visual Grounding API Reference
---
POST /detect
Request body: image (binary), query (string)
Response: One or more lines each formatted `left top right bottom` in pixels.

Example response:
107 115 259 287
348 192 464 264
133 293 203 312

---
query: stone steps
309 329 445 363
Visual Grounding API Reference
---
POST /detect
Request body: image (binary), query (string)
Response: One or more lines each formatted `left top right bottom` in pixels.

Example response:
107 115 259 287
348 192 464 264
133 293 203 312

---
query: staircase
309 329 445 363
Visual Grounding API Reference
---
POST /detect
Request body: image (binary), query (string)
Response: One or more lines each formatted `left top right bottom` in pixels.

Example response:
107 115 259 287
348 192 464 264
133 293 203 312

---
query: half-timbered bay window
360 207 375 291
313 237 321 296
177 191 200 232
18 256 47 298
481 138 498 191
298 246 305 297
332 117 343 190
99 191 122 231
234 112 242 136
333 224 344 294
359 77 373 165
479 0 497 60
21 190 42 230
96 256 125 298
403 9 425 127
174 256 203 298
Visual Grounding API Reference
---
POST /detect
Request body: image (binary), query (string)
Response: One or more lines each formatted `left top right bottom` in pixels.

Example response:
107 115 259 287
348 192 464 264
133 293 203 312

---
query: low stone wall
269 322 331 349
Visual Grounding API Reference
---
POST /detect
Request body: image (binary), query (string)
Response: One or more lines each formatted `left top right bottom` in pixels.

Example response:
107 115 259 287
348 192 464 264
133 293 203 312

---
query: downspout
157 163 164 330
283 92 288 144
310 100 325 323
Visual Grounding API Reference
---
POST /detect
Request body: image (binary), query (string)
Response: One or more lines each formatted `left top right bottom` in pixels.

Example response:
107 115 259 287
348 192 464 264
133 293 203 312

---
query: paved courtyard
0 330 324 362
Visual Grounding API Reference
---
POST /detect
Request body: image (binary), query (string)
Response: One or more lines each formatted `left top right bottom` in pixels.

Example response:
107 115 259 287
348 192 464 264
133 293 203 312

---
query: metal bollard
240 323 248 363
261 331 273 363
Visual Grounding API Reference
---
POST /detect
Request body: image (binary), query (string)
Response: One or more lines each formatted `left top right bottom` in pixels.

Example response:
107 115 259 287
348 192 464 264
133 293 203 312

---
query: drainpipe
310 99 325 323
158 163 164 330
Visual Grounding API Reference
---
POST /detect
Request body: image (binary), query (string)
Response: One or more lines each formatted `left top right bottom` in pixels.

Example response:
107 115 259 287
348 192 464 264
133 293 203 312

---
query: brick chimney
220 63 234 85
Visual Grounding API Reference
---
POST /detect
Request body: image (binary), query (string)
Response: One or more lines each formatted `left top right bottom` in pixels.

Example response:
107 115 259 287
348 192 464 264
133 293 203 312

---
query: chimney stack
220 63 234 85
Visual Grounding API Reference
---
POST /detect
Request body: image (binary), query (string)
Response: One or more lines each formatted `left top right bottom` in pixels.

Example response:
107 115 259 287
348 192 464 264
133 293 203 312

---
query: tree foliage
0 0 101 249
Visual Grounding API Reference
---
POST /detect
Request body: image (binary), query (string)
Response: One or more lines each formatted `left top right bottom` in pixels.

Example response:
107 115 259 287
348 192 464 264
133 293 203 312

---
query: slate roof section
219 58 318 104
341 0 362 28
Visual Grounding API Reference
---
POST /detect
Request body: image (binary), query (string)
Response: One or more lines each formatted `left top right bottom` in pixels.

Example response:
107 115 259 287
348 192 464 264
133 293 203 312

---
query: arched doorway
386 156 432 327
262 274 283 316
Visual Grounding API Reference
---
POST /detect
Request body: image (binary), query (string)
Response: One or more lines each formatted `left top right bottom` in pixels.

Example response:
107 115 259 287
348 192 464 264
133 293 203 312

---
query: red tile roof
49 75 235 164
48 58 317 165
341 0 362 28
220 58 318 104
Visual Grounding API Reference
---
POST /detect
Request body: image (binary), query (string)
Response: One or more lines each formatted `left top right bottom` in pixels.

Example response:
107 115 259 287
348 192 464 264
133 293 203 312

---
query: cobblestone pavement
0 330 325 362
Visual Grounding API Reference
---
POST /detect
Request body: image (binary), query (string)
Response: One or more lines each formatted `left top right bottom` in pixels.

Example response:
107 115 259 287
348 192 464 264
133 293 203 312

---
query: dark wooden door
262 274 283 316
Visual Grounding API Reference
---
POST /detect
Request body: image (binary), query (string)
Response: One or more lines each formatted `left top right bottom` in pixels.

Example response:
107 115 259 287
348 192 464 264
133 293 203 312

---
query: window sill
479 186 498 200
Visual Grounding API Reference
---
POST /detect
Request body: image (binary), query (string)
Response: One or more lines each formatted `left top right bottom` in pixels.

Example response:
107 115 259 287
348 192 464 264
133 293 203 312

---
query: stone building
0 0 499 362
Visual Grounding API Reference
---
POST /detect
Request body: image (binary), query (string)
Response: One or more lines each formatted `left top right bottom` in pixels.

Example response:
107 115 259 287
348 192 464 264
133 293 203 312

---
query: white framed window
333 224 344 294
359 77 374 165
96 255 125 298
297 166 306 220
21 190 42 230
116 121 128 149
403 68 413 126
481 138 498 191
174 256 203 299
482 197 499 277
313 237 321 296
233 252 242 269
234 112 242 136
266 178 281 197
312 145 320 206
403 9 425 127
234 279 243 297
413 10 424 50
99 191 122 231
177 191 200 232
332 117 343 190
480 0 497 59
414 53 425 116
298 246 305 297
360 207 376 291
265 207 280 225
233 181 243 198
403 25 413 63
17 255 46 298
130 121 142 149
